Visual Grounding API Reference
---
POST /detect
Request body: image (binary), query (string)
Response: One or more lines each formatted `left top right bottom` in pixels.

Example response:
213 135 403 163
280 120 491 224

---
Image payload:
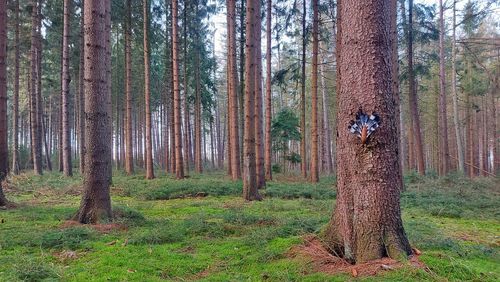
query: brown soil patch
289 235 427 278
60 220 127 233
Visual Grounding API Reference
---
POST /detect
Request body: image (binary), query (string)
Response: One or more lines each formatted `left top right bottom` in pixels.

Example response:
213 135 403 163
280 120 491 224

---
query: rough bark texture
254 1 265 189
74 0 113 223
407 0 425 175
62 0 73 176
264 0 272 181
172 0 184 179
323 0 412 264
124 0 134 175
12 0 20 175
143 0 155 179
438 0 450 175
310 0 319 182
0 0 7 183
194 1 203 174
300 0 307 179
227 0 241 180
243 0 261 201
30 0 42 175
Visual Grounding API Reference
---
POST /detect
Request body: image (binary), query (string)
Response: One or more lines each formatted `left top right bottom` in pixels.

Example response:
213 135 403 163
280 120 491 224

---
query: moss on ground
0 171 498 281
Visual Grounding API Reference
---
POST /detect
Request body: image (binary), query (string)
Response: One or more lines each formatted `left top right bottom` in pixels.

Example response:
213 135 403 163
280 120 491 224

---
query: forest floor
0 170 498 281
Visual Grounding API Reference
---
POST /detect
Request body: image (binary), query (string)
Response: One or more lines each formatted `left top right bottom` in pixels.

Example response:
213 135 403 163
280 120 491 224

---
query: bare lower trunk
438 0 450 175
310 0 319 182
143 0 154 179
75 0 113 223
172 0 184 179
124 0 134 175
300 0 307 178
0 0 7 181
323 0 412 264
451 2 464 173
12 0 20 175
62 0 73 176
30 0 42 175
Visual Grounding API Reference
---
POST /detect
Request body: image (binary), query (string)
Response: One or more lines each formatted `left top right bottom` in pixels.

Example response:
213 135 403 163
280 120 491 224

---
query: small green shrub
40 227 94 250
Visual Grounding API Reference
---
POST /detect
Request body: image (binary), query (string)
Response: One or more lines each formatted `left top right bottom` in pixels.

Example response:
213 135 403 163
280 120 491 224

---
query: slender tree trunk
172 0 184 179
264 0 272 181
323 0 412 264
30 0 42 175
438 0 450 175
78 4 85 174
124 0 134 175
74 0 113 223
143 0 155 179
227 0 241 179
239 0 246 169
451 1 464 173
319 46 333 174
11 0 20 175
310 0 319 182
300 0 307 178
62 0 73 176
0 0 7 184
243 0 261 201
254 2 265 189
407 0 425 175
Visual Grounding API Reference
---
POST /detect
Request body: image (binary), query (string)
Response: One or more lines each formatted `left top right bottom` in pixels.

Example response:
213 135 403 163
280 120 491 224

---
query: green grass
0 171 498 281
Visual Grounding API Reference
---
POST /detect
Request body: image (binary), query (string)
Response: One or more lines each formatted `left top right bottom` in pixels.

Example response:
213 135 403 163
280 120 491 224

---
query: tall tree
254 0 265 189
300 0 307 178
227 0 241 179
451 0 465 173
407 0 425 175
0 0 7 194
438 0 450 175
78 2 85 174
264 0 272 181
243 0 261 201
143 0 155 179
310 0 319 182
124 0 134 175
323 0 412 263
194 1 203 173
30 0 43 175
172 0 184 179
62 0 73 176
74 0 113 223
12 0 20 175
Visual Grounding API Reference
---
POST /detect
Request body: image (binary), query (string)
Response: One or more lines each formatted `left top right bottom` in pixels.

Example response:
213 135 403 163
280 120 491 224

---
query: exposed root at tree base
60 220 127 233
289 235 427 277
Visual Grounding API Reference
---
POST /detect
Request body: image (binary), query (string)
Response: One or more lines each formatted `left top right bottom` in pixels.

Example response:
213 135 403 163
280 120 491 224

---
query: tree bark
0 0 7 183
407 0 425 175
264 0 272 181
78 3 85 174
227 0 241 179
254 1 265 189
243 0 261 201
172 0 184 179
30 0 43 175
300 0 307 178
74 0 113 223
11 0 20 175
438 0 450 175
62 0 73 176
323 0 412 264
310 0 319 182
143 0 155 179
124 0 134 175
194 1 203 173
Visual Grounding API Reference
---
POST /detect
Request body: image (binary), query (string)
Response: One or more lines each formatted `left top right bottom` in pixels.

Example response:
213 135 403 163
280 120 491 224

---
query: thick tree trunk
62 0 73 176
143 0 155 179
172 0 184 179
74 0 113 223
438 0 450 175
407 0 425 175
264 0 272 181
310 0 319 182
124 0 134 175
323 0 412 264
243 0 261 201
300 0 307 178
227 0 241 179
